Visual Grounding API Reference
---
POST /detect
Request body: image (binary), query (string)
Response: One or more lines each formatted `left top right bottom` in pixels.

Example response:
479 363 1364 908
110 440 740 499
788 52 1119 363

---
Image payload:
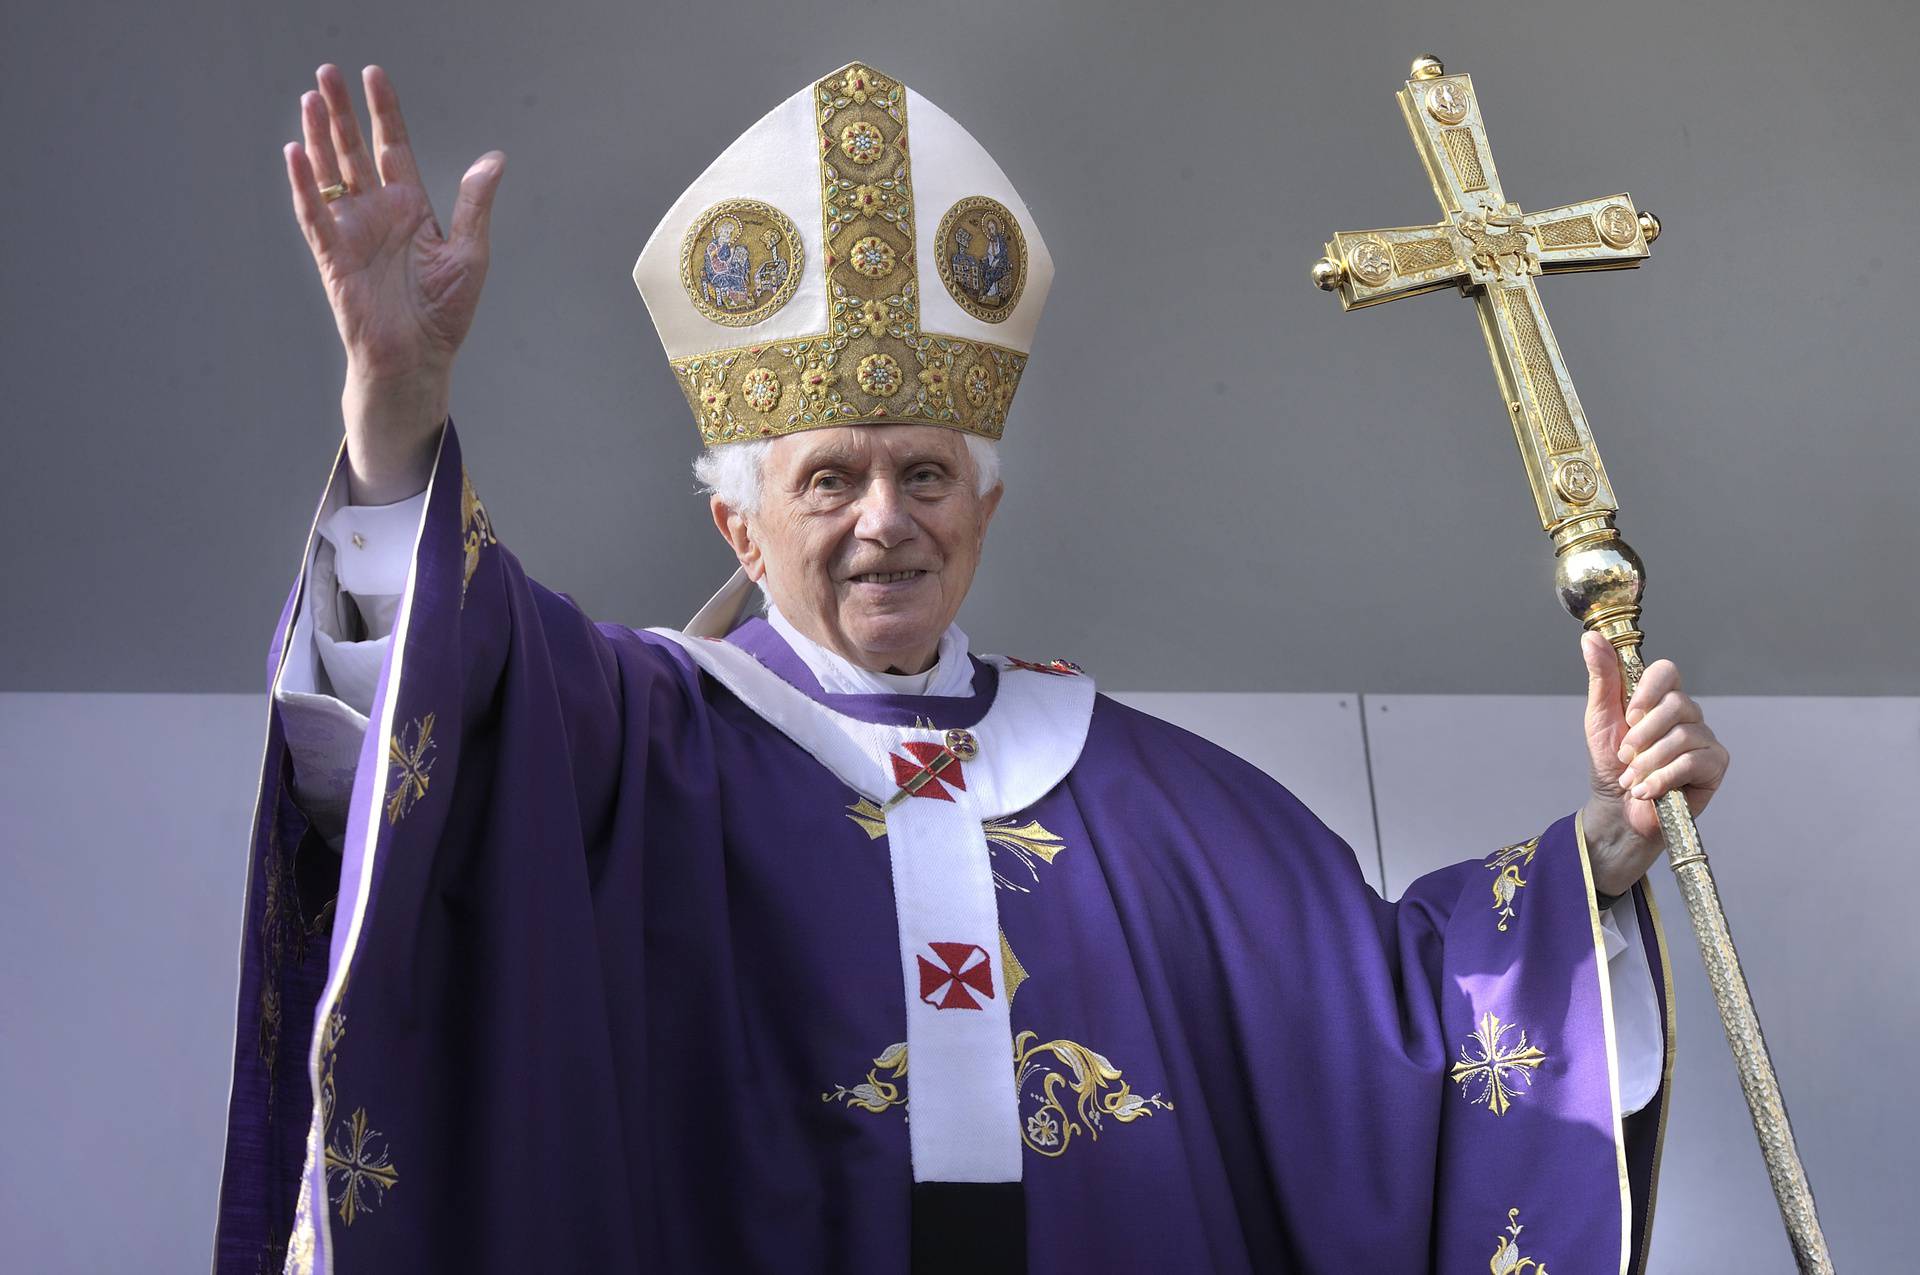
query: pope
216 60 1728 1275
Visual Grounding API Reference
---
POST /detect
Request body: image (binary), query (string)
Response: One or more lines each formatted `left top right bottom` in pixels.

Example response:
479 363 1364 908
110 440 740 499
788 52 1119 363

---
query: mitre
632 61 1054 450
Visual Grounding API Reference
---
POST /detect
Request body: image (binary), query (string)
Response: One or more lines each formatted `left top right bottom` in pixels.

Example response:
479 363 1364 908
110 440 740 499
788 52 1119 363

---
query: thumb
450 150 506 253
1582 631 1625 751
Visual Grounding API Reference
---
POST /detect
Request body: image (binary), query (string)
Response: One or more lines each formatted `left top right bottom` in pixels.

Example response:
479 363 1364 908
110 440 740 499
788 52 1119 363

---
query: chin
844 609 944 661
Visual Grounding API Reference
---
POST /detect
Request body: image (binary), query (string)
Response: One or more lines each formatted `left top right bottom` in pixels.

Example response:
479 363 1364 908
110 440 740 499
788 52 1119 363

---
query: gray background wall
2 0 1915 694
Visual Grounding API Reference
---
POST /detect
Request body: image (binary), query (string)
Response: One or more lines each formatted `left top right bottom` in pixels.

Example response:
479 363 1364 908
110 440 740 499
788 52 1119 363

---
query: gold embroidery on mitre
935 196 1027 322
679 199 803 327
671 64 1028 446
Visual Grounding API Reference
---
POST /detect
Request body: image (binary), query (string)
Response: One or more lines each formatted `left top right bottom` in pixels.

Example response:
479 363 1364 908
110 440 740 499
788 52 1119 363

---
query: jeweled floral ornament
632 60 1053 448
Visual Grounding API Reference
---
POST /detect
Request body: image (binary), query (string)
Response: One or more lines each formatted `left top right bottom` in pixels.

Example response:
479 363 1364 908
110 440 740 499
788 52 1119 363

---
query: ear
977 481 1004 546
710 495 765 582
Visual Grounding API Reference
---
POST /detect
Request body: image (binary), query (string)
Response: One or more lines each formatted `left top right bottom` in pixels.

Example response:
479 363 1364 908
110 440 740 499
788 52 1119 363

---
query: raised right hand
282 64 505 502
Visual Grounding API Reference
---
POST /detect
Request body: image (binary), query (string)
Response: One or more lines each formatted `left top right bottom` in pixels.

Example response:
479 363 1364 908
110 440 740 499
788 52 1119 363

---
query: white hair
693 432 1002 517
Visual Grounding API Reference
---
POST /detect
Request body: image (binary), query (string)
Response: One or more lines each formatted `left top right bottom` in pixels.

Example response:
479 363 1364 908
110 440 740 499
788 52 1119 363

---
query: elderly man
216 61 1727 1275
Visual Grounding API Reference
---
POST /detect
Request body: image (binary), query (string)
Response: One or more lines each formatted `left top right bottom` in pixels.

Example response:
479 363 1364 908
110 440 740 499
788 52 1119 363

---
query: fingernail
1625 709 1643 726
1616 744 1634 764
1631 782 1650 799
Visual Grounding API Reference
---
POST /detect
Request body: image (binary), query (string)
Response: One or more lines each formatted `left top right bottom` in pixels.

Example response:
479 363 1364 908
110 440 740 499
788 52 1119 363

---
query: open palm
283 64 504 384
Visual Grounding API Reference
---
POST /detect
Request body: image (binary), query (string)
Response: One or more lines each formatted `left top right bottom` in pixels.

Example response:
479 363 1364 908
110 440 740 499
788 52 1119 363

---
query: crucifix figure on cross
1309 55 1836 1275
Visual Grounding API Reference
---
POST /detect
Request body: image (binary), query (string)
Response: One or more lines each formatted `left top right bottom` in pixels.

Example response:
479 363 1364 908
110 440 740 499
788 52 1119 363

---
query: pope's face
713 424 1001 674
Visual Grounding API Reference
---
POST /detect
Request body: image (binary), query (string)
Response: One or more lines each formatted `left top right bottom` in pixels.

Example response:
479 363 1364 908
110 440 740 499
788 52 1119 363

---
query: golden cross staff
1309 56 1834 1273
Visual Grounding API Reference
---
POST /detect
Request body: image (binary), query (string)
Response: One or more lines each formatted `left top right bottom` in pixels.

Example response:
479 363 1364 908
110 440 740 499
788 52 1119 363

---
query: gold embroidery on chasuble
824 803 1174 1154
257 788 332 1104
844 796 890 839
823 1041 910 1115
982 817 1066 893
998 928 1030 1003
843 799 1069 893
669 64 1028 446
460 467 497 604
1489 1207 1553 1274
325 1107 400 1227
385 713 436 825
313 990 402 1228
257 805 294 1093
1485 834 1541 932
287 975 401 1271
1014 1031 1173 1156
1450 1010 1548 1115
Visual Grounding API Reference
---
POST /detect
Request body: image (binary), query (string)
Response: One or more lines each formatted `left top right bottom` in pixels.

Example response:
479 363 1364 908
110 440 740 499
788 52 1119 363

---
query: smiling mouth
849 570 928 584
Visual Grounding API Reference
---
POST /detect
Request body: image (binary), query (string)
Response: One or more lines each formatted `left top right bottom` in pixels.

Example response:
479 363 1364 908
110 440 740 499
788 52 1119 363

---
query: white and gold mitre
633 62 1053 447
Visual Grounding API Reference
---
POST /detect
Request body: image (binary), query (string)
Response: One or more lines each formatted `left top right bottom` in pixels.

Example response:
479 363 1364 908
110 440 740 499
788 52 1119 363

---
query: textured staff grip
1616 645 1835 1274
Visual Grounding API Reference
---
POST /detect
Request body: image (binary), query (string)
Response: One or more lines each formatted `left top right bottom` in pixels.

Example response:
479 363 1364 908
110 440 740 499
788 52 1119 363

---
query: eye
907 465 945 486
811 472 848 494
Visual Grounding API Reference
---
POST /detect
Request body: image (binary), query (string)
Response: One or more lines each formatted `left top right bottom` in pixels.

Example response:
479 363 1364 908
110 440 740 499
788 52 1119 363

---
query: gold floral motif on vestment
1014 1030 1174 1156
822 1028 1174 1157
673 64 1027 446
287 972 401 1268
385 713 436 825
843 799 1067 894
1450 1009 1548 1115
1489 1207 1552 1273
1485 834 1540 932
460 467 497 604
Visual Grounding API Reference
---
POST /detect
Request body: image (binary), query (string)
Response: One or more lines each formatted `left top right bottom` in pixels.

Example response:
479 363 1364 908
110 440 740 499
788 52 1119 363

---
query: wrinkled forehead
769 423 973 474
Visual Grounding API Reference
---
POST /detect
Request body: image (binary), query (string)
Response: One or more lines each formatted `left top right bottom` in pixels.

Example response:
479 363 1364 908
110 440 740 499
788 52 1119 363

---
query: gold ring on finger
320 182 349 202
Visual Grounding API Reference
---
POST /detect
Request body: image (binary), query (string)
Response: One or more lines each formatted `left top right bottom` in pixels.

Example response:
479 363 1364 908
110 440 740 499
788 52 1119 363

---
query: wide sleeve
1393 813 1678 1275
213 420 698 1274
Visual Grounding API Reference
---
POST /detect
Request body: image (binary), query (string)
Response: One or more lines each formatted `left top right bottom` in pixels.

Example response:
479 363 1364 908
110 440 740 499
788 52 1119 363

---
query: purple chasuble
215 424 1675 1274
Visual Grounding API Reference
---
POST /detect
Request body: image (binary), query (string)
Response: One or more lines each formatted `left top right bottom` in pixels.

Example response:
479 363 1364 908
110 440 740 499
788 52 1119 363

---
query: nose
853 477 918 548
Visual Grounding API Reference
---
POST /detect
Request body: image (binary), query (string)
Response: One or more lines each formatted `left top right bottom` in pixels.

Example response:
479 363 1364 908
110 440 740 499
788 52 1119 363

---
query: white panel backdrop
3 691 1912 1271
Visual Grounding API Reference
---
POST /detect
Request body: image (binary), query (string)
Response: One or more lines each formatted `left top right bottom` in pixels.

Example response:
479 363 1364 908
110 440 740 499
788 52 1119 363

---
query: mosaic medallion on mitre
935 196 1027 322
679 199 804 327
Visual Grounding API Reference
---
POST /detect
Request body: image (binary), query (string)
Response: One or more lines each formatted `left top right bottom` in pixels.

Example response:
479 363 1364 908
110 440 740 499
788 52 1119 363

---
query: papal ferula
217 58 1727 1275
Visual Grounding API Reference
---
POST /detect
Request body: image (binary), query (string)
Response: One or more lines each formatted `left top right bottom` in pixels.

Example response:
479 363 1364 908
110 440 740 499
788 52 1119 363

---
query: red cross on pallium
917 941 995 1010
890 741 967 801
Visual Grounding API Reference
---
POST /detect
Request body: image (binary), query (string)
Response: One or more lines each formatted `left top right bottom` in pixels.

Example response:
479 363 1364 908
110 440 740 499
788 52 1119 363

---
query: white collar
765 606 975 697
